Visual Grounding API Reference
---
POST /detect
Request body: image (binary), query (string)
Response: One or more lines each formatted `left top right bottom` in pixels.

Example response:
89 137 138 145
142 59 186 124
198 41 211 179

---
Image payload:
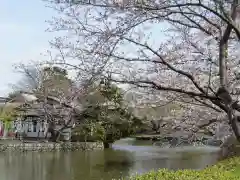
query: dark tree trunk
47 121 60 142
48 128 57 142
103 142 112 148
229 114 240 142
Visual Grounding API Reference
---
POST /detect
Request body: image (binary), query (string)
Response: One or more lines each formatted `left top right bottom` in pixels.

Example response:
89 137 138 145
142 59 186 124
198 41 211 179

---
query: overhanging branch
110 78 217 100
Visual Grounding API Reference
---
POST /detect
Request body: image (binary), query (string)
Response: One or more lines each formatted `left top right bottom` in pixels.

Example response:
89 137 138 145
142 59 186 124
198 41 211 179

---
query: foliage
14 63 72 98
72 122 106 142
75 106 143 143
8 91 22 99
128 157 240 180
0 106 17 122
99 79 124 105
38 66 73 97
74 80 144 144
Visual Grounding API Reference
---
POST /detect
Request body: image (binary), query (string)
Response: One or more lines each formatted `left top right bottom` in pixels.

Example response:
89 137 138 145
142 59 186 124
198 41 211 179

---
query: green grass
127 157 240 180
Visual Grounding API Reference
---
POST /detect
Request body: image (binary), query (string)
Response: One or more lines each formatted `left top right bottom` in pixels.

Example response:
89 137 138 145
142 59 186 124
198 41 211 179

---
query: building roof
21 93 38 102
8 92 84 117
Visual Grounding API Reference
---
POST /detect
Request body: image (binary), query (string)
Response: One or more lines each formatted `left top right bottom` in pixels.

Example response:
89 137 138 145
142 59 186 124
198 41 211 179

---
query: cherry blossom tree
11 63 89 141
44 0 240 141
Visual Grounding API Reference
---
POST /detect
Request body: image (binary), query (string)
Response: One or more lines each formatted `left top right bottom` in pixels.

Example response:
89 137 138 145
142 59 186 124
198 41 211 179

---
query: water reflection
0 138 221 180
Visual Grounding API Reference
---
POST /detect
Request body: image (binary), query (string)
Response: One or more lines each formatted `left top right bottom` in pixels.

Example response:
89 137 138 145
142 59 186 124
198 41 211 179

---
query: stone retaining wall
0 142 104 152
135 135 223 147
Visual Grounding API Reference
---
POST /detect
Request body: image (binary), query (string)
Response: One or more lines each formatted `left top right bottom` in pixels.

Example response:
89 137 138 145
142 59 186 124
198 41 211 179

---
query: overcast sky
0 1 169 97
0 1 56 96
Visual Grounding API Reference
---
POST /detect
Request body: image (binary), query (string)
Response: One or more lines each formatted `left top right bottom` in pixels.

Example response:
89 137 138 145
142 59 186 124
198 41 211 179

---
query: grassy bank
128 157 240 180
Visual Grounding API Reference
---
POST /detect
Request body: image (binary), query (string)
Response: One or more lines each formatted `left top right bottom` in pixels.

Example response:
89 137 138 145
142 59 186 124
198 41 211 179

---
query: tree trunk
229 111 240 142
47 121 59 142
217 1 240 143
103 142 112 148
48 128 57 142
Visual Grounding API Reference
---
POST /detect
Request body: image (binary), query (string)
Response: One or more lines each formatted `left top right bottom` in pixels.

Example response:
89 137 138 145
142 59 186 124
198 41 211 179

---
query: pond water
0 138 221 180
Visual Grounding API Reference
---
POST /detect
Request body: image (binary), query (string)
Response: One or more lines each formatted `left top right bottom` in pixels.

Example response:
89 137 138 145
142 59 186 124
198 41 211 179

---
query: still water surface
0 138 221 180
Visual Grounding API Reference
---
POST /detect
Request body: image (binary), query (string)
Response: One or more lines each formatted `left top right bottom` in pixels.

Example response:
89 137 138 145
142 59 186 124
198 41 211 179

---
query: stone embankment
0 141 104 152
135 134 223 147
135 133 240 159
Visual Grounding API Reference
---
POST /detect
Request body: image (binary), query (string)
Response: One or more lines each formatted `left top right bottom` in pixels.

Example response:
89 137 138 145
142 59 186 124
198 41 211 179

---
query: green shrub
128 157 240 180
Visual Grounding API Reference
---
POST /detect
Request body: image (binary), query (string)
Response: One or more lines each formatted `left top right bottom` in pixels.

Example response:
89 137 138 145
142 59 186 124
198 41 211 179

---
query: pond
0 138 221 180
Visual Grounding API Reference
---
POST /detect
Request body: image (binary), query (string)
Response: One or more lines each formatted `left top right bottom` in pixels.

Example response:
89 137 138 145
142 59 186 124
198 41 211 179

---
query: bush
128 157 240 180
71 123 106 142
